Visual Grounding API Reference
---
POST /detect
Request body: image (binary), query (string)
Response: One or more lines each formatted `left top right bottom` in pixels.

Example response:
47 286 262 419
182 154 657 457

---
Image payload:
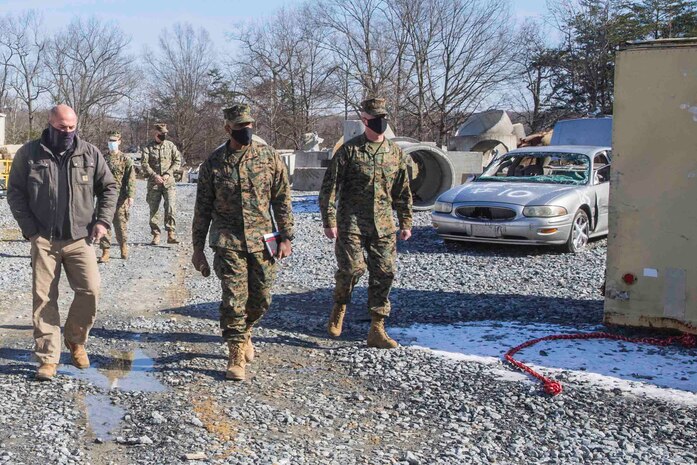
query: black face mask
48 125 76 152
157 133 167 142
230 127 253 146
366 116 388 135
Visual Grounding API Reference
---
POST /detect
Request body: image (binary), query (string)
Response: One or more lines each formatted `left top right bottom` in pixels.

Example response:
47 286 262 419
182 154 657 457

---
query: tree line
0 0 695 164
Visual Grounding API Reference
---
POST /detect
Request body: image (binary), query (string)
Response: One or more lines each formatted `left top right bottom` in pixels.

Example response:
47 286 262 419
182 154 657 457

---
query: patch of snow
394 321 697 405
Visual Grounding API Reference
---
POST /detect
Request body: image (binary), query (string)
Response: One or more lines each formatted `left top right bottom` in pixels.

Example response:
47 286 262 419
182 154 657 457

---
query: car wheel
565 209 590 253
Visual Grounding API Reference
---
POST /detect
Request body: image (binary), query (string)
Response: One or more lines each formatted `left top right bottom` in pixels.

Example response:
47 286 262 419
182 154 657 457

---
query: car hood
443 181 582 206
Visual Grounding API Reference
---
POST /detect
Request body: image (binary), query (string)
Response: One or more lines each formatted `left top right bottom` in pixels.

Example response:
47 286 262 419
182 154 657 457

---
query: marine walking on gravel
319 97 413 349
140 122 182 245
98 131 135 263
6 104 117 380
191 103 294 381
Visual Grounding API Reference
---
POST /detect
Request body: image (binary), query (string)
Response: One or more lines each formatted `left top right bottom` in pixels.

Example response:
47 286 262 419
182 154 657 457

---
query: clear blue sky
0 0 549 56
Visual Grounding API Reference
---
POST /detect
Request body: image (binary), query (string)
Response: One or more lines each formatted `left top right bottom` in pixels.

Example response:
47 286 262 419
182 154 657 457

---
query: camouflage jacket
140 140 181 189
320 134 413 237
192 141 294 253
105 151 136 200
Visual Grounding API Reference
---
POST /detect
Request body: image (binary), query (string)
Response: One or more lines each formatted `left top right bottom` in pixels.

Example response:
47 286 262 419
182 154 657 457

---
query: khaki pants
31 236 100 364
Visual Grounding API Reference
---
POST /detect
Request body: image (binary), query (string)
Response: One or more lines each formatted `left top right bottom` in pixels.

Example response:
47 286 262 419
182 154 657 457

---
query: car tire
565 209 590 253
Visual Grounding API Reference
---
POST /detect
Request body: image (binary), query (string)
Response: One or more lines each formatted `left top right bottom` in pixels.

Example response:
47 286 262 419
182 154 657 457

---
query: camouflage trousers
213 247 277 343
146 185 176 234
333 232 396 317
99 200 130 250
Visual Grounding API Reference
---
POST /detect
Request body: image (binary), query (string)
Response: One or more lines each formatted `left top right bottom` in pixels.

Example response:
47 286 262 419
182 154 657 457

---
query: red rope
504 331 697 396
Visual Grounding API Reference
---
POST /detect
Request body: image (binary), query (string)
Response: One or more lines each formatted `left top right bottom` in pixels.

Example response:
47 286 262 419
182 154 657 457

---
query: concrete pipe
396 141 455 211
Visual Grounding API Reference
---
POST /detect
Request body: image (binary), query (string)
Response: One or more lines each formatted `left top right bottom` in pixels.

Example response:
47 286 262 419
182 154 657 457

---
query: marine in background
98 131 135 263
140 122 181 245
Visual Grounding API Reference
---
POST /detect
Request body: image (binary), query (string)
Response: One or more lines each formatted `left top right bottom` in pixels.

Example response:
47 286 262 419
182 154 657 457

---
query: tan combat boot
327 304 347 337
36 363 58 381
167 231 179 244
120 243 129 260
226 341 246 381
244 333 255 363
367 316 399 349
150 233 160 245
65 340 90 369
97 249 110 264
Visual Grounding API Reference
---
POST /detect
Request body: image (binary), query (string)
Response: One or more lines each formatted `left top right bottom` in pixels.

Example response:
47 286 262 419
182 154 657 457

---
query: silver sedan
431 145 611 252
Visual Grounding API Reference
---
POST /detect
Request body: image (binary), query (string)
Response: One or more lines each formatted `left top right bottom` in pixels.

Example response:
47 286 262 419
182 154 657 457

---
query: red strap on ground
504 331 697 396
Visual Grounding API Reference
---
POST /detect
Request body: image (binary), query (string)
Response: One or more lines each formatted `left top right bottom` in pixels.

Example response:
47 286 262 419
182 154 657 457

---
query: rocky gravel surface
0 181 695 464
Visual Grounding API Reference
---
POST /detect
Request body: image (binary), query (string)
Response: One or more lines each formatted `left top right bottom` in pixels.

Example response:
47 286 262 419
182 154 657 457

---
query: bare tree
1 10 48 140
318 0 408 115
0 16 15 112
419 0 519 144
46 16 138 141
389 0 438 139
230 4 335 148
144 23 215 161
509 19 569 132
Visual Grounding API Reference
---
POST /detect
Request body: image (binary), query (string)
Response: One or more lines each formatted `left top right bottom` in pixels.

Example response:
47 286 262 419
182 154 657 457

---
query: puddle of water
292 196 319 214
85 393 126 441
60 349 167 392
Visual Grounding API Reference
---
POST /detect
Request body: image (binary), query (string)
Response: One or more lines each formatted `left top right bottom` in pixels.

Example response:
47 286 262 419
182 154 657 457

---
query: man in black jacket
7 104 117 380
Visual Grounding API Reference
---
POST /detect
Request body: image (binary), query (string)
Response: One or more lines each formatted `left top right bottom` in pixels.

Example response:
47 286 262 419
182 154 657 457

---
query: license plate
471 224 502 238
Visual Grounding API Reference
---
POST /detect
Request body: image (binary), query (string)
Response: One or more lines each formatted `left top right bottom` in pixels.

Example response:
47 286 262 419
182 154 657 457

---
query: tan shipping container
605 38 697 334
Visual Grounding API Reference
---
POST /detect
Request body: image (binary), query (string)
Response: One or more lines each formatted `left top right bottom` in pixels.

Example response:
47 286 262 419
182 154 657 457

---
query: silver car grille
455 206 517 221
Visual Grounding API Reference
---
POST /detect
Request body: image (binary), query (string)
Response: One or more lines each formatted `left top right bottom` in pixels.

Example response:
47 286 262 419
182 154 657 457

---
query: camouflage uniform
100 134 135 251
140 123 181 235
192 104 294 344
319 99 412 318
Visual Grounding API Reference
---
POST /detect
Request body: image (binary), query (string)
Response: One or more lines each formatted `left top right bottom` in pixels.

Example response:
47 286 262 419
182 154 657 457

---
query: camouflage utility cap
223 104 255 126
361 97 388 117
108 131 121 141
154 123 168 133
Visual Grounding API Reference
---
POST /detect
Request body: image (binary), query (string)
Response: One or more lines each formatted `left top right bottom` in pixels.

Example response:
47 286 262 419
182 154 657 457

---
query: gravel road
0 181 695 465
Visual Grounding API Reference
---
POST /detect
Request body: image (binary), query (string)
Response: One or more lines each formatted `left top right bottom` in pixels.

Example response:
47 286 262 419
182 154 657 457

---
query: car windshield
477 152 591 185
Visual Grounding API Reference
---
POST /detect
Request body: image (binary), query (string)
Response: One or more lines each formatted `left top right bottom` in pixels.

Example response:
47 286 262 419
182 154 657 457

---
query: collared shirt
140 140 181 189
319 134 413 237
192 141 294 252
105 151 136 200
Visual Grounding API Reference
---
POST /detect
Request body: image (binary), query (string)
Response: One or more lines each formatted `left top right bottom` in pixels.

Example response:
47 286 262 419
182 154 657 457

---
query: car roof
506 145 611 156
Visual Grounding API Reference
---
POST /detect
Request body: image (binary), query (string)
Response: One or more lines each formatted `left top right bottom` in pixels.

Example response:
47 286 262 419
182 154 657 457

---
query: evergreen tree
624 0 697 39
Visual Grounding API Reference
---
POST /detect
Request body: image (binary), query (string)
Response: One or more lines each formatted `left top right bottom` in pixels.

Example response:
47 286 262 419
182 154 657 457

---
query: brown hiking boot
167 231 179 244
36 363 58 381
65 340 90 369
120 243 129 260
327 303 346 337
226 341 246 381
150 233 160 245
97 249 110 263
367 316 399 349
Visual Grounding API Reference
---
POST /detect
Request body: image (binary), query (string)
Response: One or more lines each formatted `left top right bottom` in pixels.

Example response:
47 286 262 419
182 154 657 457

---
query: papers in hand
263 232 282 260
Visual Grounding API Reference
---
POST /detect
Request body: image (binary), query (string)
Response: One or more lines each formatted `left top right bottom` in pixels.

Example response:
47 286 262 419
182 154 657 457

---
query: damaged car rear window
478 152 590 185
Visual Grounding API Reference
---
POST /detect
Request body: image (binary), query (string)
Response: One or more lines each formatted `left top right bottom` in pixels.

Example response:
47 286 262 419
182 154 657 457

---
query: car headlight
523 206 568 217
434 201 453 213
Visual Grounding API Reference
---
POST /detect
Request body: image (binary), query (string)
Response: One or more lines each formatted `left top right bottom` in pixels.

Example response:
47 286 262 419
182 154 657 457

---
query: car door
590 150 611 235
